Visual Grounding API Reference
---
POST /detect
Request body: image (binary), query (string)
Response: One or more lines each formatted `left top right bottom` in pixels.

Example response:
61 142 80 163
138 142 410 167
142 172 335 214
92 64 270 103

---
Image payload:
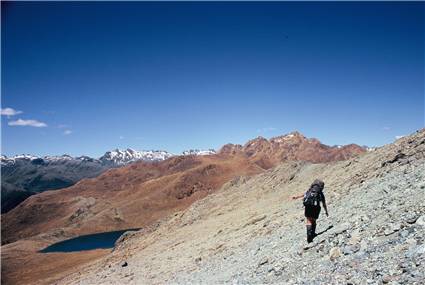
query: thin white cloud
257 127 277 133
58 124 69 129
395 135 405 140
383 126 391 131
8 119 47 128
119 136 124 140
63 130 72 135
1 107 23 116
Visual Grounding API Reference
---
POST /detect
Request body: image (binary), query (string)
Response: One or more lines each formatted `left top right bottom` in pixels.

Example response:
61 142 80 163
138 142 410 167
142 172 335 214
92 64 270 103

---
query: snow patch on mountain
0 154 97 166
1 154 40 165
99 149 174 165
182 149 216 156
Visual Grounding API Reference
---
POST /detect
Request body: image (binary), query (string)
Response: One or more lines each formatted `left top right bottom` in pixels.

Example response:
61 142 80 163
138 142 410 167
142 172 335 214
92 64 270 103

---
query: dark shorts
305 205 321 219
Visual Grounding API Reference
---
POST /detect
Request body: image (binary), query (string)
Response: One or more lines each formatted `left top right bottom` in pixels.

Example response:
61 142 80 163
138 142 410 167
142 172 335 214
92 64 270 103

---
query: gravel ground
173 161 425 285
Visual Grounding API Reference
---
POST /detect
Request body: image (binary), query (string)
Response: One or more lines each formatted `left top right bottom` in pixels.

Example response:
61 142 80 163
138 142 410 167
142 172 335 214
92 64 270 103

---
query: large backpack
303 184 322 207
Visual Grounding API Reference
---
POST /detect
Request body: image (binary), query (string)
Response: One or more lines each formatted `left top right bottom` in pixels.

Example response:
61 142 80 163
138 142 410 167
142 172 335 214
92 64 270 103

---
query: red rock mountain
2 132 365 244
220 131 365 169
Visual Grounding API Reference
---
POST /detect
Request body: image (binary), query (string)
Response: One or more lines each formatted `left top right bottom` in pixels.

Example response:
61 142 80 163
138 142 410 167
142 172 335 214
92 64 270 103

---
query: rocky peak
218 144 243 155
270 131 307 144
244 136 269 148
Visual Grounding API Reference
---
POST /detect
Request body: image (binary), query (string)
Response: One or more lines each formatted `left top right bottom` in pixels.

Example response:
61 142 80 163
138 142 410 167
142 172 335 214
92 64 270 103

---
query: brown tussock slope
1 154 262 244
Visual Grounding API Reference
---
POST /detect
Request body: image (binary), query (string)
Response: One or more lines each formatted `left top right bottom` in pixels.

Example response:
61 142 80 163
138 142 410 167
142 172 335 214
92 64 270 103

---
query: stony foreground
60 130 425 285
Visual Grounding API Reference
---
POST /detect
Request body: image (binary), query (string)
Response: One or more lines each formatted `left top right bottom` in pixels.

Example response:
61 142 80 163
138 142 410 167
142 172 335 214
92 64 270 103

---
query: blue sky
2 2 424 157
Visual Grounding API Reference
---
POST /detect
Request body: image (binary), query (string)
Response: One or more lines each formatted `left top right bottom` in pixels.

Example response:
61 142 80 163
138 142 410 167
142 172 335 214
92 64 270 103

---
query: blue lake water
40 228 140 253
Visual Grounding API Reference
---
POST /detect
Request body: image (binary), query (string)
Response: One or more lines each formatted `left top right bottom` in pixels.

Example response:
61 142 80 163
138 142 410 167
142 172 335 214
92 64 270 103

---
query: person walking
292 179 328 243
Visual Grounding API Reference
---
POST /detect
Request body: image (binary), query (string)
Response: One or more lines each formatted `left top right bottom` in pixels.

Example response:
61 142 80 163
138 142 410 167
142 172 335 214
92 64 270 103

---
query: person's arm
322 194 329 216
292 193 304 200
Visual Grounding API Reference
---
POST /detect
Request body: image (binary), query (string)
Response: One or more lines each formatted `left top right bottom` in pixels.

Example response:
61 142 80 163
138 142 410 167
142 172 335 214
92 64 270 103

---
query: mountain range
1 149 214 213
1 133 367 214
2 131 366 244
1 130 423 285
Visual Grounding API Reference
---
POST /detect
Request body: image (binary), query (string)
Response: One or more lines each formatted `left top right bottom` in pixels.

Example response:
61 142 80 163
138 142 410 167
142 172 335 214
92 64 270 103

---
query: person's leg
311 219 317 237
311 206 320 238
306 217 315 243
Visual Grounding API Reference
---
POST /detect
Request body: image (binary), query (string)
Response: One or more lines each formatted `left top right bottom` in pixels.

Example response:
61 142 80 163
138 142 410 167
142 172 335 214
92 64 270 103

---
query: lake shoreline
39 228 141 253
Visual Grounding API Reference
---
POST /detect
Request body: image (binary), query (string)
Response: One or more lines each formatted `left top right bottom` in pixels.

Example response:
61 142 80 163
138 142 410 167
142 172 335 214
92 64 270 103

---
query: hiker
292 179 328 243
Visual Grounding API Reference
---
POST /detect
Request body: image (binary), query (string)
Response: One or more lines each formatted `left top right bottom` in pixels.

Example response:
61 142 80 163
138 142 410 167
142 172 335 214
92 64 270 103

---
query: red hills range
2 131 365 245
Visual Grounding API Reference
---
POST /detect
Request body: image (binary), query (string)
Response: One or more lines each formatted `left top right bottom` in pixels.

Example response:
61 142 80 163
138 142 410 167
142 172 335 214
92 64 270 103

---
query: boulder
329 247 342 261
415 215 425 226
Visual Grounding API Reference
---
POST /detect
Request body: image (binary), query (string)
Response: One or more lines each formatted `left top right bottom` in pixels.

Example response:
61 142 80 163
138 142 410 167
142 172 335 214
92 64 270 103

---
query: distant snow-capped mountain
0 154 95 166
1 149 172 213
182 149 216 156
99 149 175 165
332 145 376 152
1 148 217 213
362 146 377 152
1 154 40 165
1 147 217 167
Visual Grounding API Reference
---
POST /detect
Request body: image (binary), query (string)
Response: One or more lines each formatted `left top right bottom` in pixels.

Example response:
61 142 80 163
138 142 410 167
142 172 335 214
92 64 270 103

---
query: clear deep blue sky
2 2 424 157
